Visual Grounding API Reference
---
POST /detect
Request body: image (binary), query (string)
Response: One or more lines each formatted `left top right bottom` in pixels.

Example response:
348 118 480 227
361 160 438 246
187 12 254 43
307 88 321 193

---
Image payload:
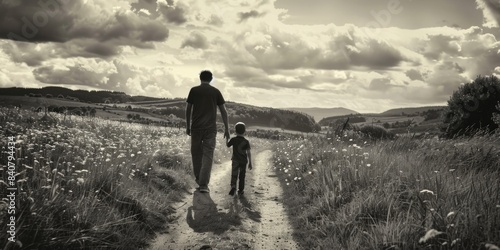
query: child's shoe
238 190 244 196
229 188 236 196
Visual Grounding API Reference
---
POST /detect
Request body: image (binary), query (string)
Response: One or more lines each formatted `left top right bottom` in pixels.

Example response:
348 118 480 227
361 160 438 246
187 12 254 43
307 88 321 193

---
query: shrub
493 103 500 128
357 125 395 140
442 75 500 137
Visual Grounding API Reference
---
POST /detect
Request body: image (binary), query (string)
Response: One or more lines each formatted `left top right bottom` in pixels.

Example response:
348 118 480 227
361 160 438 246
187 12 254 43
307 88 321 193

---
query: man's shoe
229 188 236 196
199 187 210 193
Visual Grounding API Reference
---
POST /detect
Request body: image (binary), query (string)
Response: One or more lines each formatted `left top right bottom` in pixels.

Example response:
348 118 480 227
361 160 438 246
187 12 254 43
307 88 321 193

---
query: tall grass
273 132 500 249
0 107 198 249
0 107 268 249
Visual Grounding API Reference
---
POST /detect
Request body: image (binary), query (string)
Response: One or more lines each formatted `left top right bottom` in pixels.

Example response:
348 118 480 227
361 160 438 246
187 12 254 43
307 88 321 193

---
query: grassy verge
272 133 500 249
0 107 196 249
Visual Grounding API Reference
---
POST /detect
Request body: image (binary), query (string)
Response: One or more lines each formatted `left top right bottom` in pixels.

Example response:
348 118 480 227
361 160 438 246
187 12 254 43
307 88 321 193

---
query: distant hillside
0 87 320 133
0 86 166 103
286 107 359 122
380 106 446 116
132 100 321 133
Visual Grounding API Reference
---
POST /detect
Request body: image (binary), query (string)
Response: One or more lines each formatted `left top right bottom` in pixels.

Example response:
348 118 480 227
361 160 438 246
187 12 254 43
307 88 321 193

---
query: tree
442 75 500 137
424 109 442 121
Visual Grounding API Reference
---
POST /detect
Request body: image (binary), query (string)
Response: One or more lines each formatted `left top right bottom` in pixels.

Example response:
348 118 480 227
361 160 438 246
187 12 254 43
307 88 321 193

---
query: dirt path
148 150 299 250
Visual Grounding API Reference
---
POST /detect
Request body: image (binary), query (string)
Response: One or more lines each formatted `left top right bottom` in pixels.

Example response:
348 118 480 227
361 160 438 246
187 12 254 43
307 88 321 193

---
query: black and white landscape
0 1 499 249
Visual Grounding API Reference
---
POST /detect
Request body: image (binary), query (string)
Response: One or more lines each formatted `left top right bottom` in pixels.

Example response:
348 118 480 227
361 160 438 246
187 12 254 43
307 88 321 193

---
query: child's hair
235 122 246 134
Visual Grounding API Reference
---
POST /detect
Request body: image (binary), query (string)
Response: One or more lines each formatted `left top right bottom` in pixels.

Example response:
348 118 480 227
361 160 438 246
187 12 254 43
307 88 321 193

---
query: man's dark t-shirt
227 136 251 164
186 84 225 131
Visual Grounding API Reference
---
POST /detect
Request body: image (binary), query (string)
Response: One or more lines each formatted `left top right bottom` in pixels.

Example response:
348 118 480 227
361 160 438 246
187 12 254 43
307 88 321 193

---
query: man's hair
200 70 213 82
235 122 246 134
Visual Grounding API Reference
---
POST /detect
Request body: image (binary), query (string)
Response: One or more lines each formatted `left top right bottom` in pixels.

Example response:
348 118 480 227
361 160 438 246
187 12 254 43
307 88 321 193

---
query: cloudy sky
1 0 500 113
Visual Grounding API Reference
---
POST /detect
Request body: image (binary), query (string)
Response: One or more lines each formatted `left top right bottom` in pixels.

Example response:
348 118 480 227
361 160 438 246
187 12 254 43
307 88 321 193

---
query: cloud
0 41 49 66
1 0 499 112
383 26 500 77
0 1 169 43
348 37 409 69
34 65 108 87
224 65 307 90
212 23 419 79
419 34 462 60
207 15 224 26
181 32 209 49
368 78 401 92
0 35 157 67
238 10 264 22
425 59 470 97
405 69 425 81
0 48 39 87
224 63 351 90
131 0 161 19
158 0 188 24
131 0 188 24
32 58 178 97
476 0 500 27
0 0 169 62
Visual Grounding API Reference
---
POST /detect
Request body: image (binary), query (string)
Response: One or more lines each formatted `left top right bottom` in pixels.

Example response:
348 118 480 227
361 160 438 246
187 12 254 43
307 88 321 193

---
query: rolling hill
286 107 359 122
0 87 320 132
380 106 446 116
0 86 165 103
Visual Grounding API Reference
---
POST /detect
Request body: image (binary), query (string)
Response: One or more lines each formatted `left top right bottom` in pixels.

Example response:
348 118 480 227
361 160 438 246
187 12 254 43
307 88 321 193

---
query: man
186 70 230 193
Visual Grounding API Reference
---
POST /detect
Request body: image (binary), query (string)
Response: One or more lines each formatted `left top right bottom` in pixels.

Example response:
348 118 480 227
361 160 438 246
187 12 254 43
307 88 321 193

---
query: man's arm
247 149 252 170
218 104 230 139
185 103 192 136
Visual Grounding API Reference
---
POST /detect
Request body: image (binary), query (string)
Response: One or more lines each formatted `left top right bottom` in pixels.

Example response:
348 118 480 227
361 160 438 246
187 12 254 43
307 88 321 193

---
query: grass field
0 106 270 249
359 115 425 126
0 96 99 109
272 132 500 249
0 95 181 125
1 104 499 249
0 107 196 249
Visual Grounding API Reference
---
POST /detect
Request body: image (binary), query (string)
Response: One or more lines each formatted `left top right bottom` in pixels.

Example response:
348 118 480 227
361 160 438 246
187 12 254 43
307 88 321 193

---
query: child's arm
247 148 252 170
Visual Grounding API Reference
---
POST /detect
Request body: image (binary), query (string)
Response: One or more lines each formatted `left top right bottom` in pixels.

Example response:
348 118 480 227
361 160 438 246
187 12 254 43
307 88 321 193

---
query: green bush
357 125 395 140
442 75 500 137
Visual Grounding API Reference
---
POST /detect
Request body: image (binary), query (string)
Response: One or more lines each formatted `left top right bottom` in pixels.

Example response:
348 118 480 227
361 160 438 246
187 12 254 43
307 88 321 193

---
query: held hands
224 129 230 139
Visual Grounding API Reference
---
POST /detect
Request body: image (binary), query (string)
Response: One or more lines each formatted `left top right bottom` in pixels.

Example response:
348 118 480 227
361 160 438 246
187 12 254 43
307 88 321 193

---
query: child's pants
231 160 247 191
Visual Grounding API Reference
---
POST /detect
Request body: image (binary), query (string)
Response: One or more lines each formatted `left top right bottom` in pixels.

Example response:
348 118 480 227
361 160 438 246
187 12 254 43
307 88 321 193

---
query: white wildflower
419 229 443 244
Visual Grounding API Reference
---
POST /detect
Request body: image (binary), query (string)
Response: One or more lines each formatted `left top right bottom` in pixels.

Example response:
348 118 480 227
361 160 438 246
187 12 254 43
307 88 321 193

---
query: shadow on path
236 195 261 223
186 191 242 234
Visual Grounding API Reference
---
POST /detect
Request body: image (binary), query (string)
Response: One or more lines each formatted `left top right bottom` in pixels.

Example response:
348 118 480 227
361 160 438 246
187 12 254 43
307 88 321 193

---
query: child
226 122 252 196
